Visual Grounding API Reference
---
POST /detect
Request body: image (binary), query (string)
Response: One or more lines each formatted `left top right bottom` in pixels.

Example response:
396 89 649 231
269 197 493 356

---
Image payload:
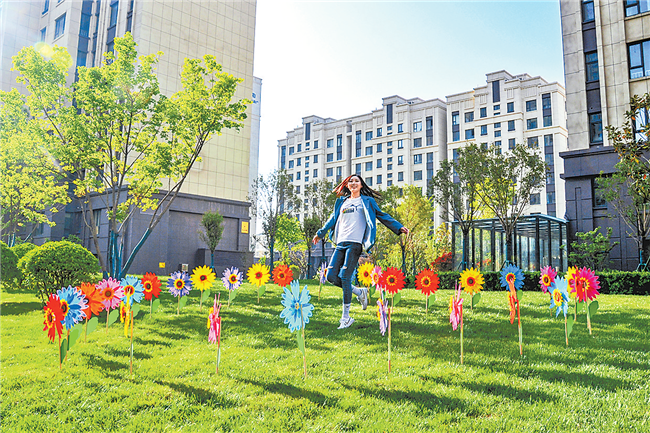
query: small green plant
569 227 618 271
1 241 20 288
19 240 100 304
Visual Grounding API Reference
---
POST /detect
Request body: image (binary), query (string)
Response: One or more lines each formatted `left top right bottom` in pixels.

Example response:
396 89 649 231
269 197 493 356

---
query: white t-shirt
336 197 366 244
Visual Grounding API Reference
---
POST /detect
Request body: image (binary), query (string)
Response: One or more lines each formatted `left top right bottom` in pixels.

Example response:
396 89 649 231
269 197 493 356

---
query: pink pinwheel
208 294 222 374
98 277 123 310
449 283 464 364
539 266 557 294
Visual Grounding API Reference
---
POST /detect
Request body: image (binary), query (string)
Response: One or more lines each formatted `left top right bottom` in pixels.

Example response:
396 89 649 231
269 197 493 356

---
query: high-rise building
559 0 645 270
446 70 568 219
1 0 259 273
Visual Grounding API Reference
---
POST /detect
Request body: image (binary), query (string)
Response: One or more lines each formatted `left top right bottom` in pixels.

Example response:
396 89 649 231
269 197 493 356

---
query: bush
19 240 101 304
596 271 650 295
1 241 20 288
8 242 37 289
289 265 300 280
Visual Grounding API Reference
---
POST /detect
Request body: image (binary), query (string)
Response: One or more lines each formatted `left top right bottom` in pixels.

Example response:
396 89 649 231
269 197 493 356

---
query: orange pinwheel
380 267 405 295
79 282 105 319
141 272 161 301
415 269 439 296
272 264 293 288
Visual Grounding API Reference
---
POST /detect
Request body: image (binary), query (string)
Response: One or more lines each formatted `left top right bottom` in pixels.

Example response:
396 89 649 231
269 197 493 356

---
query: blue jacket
316 195 404 252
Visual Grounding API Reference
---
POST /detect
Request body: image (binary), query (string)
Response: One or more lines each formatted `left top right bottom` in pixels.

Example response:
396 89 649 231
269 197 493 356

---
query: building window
336 166 342 181
398 155 404 165
452 111 460 141
413 121 422 132
387 104 393 124
527 118 538 130
544 134 554 148
493 104 500 115
377 127 382 137
507 102 514 113
54 13 66 39
327 153 333 162
40 27 47 41
296 172 301 180
387 180 393 186
508 120 515 131
288 160 294 168
366 131 373 141
327 168 333 177
289 146 294 155
465 129 475 139
414 171 423 181
387 148 393 155
376 142 382 153
398 172 404 182
365 146 373 156
109 1 119 27
387 164 393 170
547 191 556 205
464 112 474 123
414 154 422 164
314 140 319 149
327 139 333 148
494 130 501 138
530 193 541 205
365 162 373 171
452 112 459 126
366 177 373 186
355 163 362 174
583 0 595 20
585 51 599 82
337 135 342 160
480 107 487 118
509 138 516 149
528 136 539 148
426 136 433 146
296 157 301 166
592 178 606 207
628 40 650 79
626 0 649 17
376 159 382 169
398 123 403 133
297 143 301 152
387 125 392 134
480 125 487 136
413 138 422 148
377 175 382 184
543 115 552 127
589 112 603 143
43 0 50 14
313 154 318 163
526 100 537 112
633 107 649 141
426 116 433 130
398 140 404 149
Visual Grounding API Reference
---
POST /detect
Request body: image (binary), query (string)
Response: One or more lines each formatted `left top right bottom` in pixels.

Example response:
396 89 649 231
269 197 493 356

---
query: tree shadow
1 300 42 316
153 379 240 408
238 377 338 407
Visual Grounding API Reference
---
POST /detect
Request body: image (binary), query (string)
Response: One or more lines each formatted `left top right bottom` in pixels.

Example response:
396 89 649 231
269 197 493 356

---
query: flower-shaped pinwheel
141 273 161 301
416 269 439 296
318 263 327 284
168 271 192 297
79 282 105 319
449 284 463 331
550 277 570 318
566 266 578 298
222 266 243 291
121 275 144 305
43 294 64 343
357 262 374 287
98 278 123 311
380 267 405 295
500 264 524 291
272 263 293 288
280 280 314 332
247 263 270 287
573 267 600 302
539 266 557 294
460 267 484 296
57 286 88 331
208 294 222 344
192 265 216 292
376 298 388 336
371 266 382 289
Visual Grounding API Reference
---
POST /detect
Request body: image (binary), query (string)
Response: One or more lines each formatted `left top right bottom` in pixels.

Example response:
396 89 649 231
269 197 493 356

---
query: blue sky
253 0 565 177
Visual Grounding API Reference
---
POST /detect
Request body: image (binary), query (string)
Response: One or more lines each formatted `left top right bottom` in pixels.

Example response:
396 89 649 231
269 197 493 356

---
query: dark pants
326 241 362 304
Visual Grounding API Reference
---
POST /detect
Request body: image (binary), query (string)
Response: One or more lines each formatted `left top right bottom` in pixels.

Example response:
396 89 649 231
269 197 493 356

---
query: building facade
446 70 568 220
1 0 259 274
559 0 647 270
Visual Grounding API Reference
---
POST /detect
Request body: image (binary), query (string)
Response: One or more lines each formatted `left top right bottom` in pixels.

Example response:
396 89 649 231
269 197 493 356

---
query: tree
0 89 69 246
474 143 546 266
569 228 618 271
428 143 484 269
199 210 224 271
9 34 249 278
601 93 650 268
275 213 303 255
371 185 402 265
249 169 300 276
301 215 321 278
304 178 336 265
394 185 435 277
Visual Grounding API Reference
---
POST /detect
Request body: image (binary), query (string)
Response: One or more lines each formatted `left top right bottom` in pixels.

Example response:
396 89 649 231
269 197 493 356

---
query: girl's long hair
333 174 382 200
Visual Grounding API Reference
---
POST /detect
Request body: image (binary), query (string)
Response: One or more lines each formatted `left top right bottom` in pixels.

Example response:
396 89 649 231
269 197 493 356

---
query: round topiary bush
1 241 20 289
11 242 37 261
19 240 101 304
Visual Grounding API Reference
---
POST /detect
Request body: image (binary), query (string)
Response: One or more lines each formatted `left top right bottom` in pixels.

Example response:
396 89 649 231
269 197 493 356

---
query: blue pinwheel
500 264 525 290
168 271 192 297
57 285 88 331
549 277 570 318
121 275 144 305
280 280 314 332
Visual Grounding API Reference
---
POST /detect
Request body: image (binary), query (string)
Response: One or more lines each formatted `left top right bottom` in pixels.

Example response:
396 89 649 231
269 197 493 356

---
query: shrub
1 241 20 288
8 242 37 289
289 265 300 280
19 240 101 305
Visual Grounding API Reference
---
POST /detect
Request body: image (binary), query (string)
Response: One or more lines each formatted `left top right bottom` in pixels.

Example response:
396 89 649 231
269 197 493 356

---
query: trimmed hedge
1 241 20 288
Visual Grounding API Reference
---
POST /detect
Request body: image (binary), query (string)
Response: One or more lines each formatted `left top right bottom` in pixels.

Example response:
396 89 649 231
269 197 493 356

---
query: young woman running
313 174 409 329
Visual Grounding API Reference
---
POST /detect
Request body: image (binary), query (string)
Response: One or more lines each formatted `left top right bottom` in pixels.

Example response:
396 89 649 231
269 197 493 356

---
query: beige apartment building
1 0 259 273
559 0 648 270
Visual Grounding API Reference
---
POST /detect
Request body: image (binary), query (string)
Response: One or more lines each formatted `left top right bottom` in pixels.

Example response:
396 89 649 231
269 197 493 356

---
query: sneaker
338 317 355 329
357 288 369 310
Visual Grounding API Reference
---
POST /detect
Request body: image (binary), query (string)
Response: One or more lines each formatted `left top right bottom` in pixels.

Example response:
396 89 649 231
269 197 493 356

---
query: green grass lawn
2 281 650 432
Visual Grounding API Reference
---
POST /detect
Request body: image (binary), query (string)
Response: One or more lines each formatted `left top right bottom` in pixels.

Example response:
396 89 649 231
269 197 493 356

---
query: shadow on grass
153 379 240 408
1 300 42 316
133 336 173 348
239 378 338 407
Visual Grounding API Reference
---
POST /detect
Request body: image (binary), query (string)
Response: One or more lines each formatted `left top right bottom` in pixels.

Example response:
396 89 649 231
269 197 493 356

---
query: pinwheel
415 268 439 313
141 273 161 317
540 266 557 317
376 298 388 336
317 263 327 300
501 264 525 356
273 263 294 288
43 294 64 369
449 283 464 364
280 280 314 378
208 293 222 374
168 271 192 314
573 267 600 335
357 262 374 287
248 263 270 303
378 267 405 373
97 277 123 333
121 275 144 306
56 285 88 362
550 277 571 346
460 267 484 310
79 282 104 341
192 265 217 310
222 266 243 306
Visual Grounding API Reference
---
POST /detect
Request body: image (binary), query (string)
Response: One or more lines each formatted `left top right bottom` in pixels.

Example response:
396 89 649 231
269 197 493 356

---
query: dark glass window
628 40 650 79
43 0 50 14
507 102 514 113
586 51 599 82
480 125 487 136
590 113 603 143
464 112 474 123
625 0 649 17
110 2 119 27
530 193 541 205
387 104 393 124
480 107 487 118
527 118 538 130
583 0 595 21
508 120 515 131
414 171 423 181
54 13 66 38
465 129 475 140
413 138 422 148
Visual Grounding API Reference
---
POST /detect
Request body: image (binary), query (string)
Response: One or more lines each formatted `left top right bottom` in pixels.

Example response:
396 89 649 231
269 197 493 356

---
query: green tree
301 215 321 278
474 143 547 266
428 143 484 269
249 169 300 276
304 178 336 265
275 213 303 254
198 210 224 271
602 93 650 268
569 228 618 271
0 89 69 246
8 34 249 278
395 185 435 277
371 185 402 265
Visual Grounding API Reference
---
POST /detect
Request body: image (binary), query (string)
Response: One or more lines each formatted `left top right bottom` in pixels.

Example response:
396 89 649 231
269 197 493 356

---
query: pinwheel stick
564 315 569 347
58 334 62 370
300 306 307 379
150 298 152 318
130 309 134 374
66 329 70 362
388 295 393 373
460 303 464 365
106 309 110 334
177 295 181 315
85 317 88 342
517 299 523 356
425 294 429 314
586 300 592 335
319 281 322 301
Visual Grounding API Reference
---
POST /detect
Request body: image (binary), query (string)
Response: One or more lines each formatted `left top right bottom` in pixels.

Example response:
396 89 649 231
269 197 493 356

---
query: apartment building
559 0 648 270
446 70 568 219
277 95 448 226
1 0 259 273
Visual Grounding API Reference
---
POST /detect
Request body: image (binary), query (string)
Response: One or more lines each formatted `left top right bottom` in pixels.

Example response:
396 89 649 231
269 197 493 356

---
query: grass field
2 281 650 432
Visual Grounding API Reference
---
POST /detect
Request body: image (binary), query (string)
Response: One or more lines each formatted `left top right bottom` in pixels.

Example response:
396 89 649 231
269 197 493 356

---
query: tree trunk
462 229 470 270
505 231 514 266
210 251 215 272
